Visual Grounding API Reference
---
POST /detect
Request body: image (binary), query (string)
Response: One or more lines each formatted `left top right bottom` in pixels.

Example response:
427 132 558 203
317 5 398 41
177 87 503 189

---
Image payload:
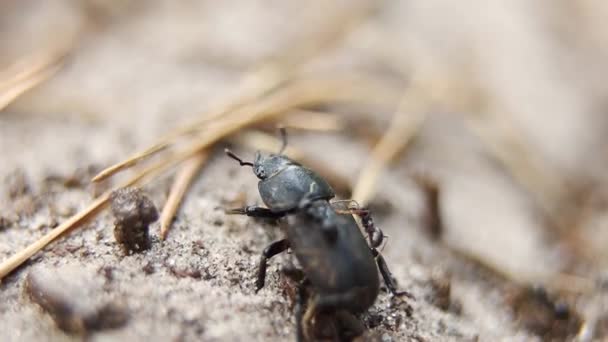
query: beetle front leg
294 282 306 342
372 249 414 299
226 205 286 219
256 239 290 292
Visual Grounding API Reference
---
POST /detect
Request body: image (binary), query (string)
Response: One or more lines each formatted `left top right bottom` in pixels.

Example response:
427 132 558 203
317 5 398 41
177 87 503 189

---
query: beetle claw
225 207 246 215
391 289 415 300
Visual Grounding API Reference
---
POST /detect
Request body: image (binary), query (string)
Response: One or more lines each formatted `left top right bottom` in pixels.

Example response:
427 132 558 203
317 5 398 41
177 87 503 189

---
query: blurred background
1 1 608 341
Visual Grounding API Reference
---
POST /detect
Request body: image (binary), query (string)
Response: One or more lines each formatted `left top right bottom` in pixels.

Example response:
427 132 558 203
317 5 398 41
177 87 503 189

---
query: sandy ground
2 1 608 341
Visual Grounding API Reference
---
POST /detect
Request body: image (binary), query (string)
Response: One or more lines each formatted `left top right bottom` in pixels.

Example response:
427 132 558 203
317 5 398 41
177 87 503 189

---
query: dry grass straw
94 74 398 184
159 151 210 240
351 81 429 205
0 49 68 111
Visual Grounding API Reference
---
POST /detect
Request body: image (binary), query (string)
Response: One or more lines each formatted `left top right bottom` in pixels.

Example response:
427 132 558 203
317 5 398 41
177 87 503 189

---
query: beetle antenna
278 126 288 154
225 148 254 167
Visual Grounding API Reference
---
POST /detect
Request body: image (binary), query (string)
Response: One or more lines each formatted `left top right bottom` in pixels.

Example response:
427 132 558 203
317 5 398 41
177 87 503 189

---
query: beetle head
253 152 292 180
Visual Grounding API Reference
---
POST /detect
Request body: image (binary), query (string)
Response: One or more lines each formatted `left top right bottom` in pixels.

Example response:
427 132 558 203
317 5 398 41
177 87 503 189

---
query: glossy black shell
258 164 335 213
285 201 380 313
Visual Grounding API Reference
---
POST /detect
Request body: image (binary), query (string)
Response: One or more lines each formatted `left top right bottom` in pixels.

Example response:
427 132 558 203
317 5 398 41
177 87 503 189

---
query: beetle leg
256 239 290 292
332 202 384 248
350 207 384 249
295 282 306 342
225 205 286 219
372 249 414 299
302 299 317 342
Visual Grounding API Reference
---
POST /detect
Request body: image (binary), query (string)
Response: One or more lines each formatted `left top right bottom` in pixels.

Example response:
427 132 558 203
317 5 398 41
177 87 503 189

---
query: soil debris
507 286 582 340
24 265 128 334
427 270 460 314
43 165 101 190
5 169 30 199
413 173 442 240
110 187 158 253
0 215 14 231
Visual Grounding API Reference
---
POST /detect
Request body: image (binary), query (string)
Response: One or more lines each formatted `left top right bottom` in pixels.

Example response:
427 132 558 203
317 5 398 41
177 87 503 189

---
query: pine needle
0 57 64 111
0 48 63 90
159 150 209 240
91 143 169 182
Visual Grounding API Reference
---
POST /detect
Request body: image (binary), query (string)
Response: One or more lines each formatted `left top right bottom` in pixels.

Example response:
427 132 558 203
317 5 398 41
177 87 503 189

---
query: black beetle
225 129 386 250
225 129 411 341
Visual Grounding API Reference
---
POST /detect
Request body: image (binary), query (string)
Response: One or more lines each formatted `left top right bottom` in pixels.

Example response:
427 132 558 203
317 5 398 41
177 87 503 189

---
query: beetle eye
254 166 266 179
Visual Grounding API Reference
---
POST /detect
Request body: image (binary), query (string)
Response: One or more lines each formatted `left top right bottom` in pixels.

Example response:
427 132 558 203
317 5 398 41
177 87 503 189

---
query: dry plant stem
90 64 294 183
0 61 64 111
280 110 344 131
0 154 176 281
0 47 68 91
93 73 395 184
160 151 209 240
352 93 428 205
134 76 398 186
232 130 351 195
92 144 169 182
91 3 372 183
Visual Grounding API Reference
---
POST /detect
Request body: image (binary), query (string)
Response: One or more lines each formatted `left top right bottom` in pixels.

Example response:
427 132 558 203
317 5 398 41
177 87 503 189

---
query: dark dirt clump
24 266 128 334
0 215 14 231
110 187 158 253
427 271 460 314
